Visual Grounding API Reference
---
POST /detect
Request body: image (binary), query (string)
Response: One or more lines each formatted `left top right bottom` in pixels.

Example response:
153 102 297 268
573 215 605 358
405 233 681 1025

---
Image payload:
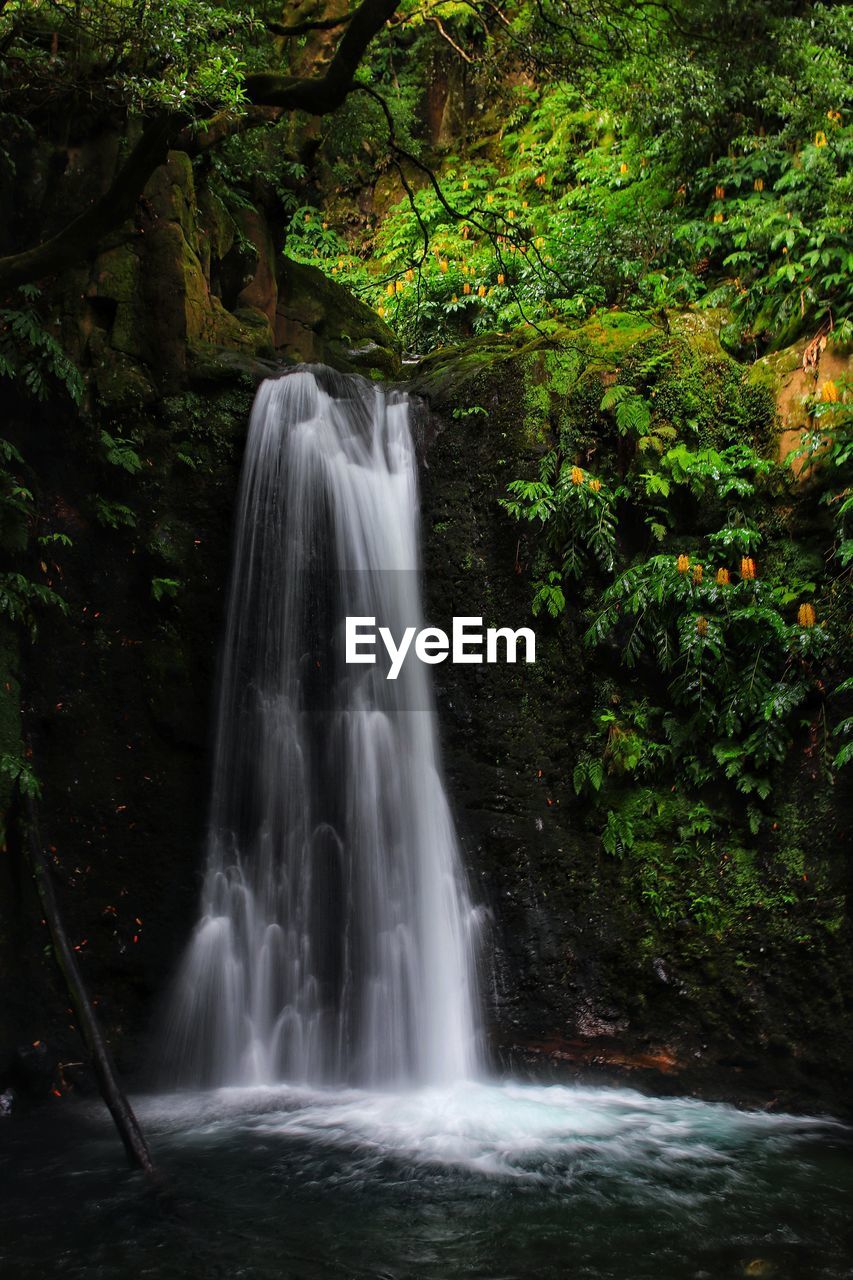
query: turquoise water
1 1080 851 1279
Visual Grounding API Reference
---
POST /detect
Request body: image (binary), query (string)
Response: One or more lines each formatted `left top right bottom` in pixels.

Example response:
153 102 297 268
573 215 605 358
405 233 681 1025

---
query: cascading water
165 367 481 1088
7 377 849 1280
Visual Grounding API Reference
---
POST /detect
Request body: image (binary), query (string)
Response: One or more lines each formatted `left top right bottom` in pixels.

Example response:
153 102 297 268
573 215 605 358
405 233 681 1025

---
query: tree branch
354 84 569 335
245 0 399 113
23 792 156 1177
426 14 476 62
0 0 399 292
267 13 354 37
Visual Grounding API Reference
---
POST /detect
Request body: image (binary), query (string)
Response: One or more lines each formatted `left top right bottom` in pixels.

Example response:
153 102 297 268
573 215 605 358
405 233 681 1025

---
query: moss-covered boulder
748 335 852 473
276 258 401 378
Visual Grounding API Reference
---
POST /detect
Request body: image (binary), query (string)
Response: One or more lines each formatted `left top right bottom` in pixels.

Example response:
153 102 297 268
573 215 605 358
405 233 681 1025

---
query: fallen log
23 795 156 1178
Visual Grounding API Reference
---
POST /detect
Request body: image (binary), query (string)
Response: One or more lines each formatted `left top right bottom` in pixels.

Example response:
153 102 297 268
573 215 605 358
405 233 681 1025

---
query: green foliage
151 577 181 602
282 1 851 354
0 572 67 636
0 1 257 114
0 750 41 799
0 287 83 404
100 431 144 475
586 553 823 794
92 498 137 530
600 785 810 936
0 433 68 638
502 332 848 912
501 450 616 612
832 679 853 769
789 379 853 568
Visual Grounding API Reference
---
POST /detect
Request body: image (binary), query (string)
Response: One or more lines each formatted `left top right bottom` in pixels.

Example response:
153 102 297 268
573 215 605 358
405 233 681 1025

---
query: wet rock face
414 332 645 1063
71 149 401 397
413 322 853 1114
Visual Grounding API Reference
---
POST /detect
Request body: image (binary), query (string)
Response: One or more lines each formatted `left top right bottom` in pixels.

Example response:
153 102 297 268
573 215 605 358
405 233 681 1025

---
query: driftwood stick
23 795 156 1177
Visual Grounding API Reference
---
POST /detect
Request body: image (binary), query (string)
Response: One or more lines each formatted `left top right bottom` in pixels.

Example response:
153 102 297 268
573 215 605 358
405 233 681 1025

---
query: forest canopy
1 0 850 353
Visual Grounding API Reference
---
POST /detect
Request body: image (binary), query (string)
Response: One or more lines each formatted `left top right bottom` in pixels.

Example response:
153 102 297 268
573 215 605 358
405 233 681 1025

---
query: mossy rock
88 333 157 408
748 334 852 470
276 258 401 378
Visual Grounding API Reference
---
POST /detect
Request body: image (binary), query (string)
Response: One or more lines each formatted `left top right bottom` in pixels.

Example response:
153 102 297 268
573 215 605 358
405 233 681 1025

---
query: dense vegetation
0 0 850 1097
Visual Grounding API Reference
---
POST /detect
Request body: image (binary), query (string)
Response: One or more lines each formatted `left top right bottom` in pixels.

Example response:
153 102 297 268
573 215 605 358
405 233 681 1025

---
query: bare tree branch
352 82 600 333
426 15 476 62
23 792 156 1177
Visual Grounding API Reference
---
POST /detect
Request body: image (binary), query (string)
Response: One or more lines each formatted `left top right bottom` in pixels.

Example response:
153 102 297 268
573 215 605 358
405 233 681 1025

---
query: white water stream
165 368 481 1087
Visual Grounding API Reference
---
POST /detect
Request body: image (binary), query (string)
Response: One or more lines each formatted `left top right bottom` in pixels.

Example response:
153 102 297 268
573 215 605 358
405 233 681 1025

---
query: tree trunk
23 796 156 1178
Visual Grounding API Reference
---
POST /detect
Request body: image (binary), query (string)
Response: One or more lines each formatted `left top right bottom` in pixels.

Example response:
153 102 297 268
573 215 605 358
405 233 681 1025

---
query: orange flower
815 131 828 147
692 564 704 585
377 305 385 318
715 568 730 586
588 478 602 492
386 283 395 297
497 273 505 285
821 380 839 403
753 178 764 192
677 554 690 574
440 259 449 273
477 284 487 297
797 603 816 628
463 282 471 295
462 225 470 240
713 212 724 224
714 184 725 200
395 280 404 294
696 615 708 637
620 162 629 175
535 174 547 187
571 466 584 485
740 557 756 580
405 269 414 281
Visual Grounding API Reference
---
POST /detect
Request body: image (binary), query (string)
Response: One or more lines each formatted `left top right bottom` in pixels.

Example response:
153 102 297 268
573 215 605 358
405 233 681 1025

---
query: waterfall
165 367 481 1088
